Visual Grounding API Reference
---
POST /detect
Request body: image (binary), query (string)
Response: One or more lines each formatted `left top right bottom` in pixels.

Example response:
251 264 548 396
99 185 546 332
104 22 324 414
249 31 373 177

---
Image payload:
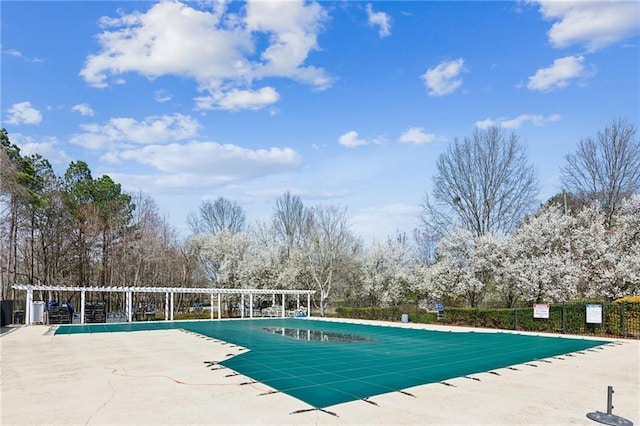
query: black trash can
1 300 14 326
13 310 24 325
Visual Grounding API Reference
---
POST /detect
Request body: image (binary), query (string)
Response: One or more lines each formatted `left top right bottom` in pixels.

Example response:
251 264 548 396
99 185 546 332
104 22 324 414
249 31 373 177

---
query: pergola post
165 292 169 320
170 292 174 321
282 293 286 318
80 291 86 324
210 293 214 320
126 291 132 322
240 293 245 319
249 293 253 319
26 287 33 325
307 293 311 317
217 293 221 320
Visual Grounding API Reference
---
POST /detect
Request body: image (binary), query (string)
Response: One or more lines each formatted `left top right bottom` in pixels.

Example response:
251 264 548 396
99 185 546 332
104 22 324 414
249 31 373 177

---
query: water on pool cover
262 326 376 343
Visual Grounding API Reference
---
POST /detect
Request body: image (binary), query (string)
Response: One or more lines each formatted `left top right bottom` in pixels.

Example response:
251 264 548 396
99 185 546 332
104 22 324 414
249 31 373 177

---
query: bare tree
298 205 361 316
188 197 246 235
413 228 438 265
272 191 307 257
421 126 538 237
561 118 640 227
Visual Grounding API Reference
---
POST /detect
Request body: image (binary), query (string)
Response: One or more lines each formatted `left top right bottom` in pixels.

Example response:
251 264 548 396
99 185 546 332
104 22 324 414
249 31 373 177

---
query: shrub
614 295 640 304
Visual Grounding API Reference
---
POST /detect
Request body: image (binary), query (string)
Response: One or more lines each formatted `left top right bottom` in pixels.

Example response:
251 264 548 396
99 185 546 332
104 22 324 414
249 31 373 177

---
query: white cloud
366 4 391 38
70 113 199 149
533 0 640 52
80 0 331 110
71 103 95 117
5 102 43 125
352 203 420 244
11 134 70 165
245 0 330 87
338 130 370 148
154 90 172 103
3 48 43 63
6 49 22 57
104 141 302 186
475 113 561 129
475 118 496 129
399 127 436 144
107 172 238 194
243 187 351 202
527 55 590 92
195 87 280 111
421 58 465 96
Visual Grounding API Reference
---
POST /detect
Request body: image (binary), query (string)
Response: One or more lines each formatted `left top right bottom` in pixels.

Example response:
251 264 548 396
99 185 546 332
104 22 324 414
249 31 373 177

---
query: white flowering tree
429 228 486 307
570 204 614 298
191 230 251 288
614 196 640 296
507 207 578 302
577 195 640 299
360 234 421 307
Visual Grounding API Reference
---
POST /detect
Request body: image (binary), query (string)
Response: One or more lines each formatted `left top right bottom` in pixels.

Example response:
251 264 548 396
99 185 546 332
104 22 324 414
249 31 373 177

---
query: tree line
1 118 638 314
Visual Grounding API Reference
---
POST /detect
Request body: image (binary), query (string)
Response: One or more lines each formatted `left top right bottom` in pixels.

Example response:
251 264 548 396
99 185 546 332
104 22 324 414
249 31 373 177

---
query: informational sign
436 304 444 312
586 304 603 324
533 303 550 319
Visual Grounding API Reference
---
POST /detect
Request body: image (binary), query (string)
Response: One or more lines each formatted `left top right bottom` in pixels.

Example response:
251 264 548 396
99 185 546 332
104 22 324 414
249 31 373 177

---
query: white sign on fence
586 304 603 324
533 303 550 319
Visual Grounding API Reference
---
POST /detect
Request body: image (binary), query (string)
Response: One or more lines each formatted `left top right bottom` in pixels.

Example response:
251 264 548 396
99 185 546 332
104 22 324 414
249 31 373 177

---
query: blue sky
2 0 639 243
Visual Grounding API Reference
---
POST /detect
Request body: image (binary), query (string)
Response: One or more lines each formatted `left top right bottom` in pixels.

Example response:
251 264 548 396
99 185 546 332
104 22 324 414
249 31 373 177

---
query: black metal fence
335 302 640 339
438 302 639 338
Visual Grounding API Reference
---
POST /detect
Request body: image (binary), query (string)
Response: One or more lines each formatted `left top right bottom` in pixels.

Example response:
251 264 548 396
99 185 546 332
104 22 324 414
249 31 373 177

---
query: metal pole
586 385 633 425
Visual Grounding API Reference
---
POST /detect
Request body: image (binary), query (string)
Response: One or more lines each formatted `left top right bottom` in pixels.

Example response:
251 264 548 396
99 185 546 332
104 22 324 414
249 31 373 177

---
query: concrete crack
85 380 115 425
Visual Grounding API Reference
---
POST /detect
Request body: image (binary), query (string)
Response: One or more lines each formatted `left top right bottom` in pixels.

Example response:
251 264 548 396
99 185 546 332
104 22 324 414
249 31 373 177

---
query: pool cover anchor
290 408 338 417
586 386 633 426
362 398 379 406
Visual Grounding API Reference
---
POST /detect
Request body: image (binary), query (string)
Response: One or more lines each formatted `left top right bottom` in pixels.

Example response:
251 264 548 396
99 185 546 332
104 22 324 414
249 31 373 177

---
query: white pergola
12 284 315 325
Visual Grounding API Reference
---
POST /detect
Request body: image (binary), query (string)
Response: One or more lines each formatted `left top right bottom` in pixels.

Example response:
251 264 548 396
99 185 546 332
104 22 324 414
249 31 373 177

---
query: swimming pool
56 318 608 409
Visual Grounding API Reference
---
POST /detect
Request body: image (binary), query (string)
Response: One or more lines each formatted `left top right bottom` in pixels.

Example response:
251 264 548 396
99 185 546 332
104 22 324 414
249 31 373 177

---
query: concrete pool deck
1 319 638 425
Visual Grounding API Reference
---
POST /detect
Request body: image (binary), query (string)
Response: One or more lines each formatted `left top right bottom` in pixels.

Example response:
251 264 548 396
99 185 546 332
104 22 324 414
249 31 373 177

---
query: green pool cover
56 319 608 409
